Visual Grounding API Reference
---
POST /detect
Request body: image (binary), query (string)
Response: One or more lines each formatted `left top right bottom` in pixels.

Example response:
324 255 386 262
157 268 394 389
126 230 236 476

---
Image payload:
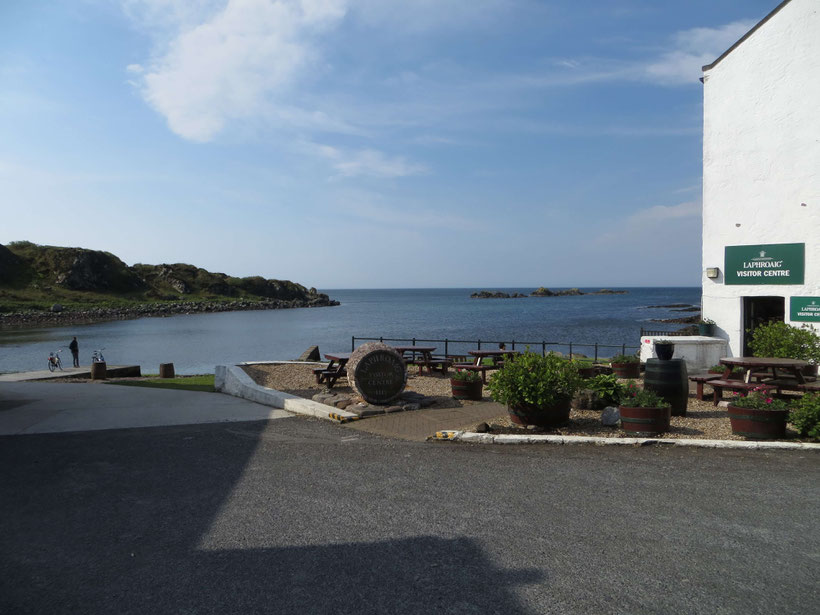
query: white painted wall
702 0 820 355
640 336 729 372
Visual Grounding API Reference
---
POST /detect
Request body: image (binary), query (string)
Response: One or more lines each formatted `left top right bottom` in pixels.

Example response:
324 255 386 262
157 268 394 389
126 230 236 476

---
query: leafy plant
654 339 674 346
619 381 670 408
450 369 482 382
729 386 788 411
487 352 582 408
699 318 715 325
748 321 820 364
610 354 639 364
584 373 625 407
789 393 820 440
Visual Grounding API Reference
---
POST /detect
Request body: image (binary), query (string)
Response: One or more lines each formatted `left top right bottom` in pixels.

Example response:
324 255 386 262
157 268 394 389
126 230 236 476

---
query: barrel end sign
347 342 407 404
724 243 805 285
791 297 820 323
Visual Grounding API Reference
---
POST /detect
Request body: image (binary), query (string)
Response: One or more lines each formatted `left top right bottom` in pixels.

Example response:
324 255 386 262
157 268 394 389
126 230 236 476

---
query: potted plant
708 364 744 380
726 386 789 439
698 318 716 336
585 373 625 409
487 352 582 427
789 393 820 441
653 339 675 361
572 358 597 378
749 321 820 378
450 369 483 401
618 381 672 436
610 354 640 378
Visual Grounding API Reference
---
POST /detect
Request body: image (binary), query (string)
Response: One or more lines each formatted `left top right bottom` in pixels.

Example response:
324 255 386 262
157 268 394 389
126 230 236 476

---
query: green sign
724 243 805 285
791 297 820 322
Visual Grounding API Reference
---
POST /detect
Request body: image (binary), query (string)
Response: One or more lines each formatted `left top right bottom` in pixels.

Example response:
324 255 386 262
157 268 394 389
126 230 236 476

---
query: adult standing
69 336 79 367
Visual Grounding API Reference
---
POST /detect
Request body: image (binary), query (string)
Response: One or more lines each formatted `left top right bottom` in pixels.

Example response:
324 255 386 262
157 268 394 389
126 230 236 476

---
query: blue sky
0 0 778 289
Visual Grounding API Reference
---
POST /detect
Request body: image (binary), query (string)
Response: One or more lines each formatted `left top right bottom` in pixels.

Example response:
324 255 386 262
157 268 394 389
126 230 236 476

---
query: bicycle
92 348 106 363
47 350 63 372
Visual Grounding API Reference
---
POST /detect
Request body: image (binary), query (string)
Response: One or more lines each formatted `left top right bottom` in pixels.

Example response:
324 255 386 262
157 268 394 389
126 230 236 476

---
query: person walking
69 336 79 367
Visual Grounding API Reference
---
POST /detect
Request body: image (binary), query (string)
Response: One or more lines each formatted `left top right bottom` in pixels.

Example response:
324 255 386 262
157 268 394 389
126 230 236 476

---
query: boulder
601 406 621 426
298 345 321 362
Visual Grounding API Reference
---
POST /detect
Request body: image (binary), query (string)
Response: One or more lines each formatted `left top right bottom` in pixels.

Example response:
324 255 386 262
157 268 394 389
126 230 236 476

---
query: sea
0 287 700 375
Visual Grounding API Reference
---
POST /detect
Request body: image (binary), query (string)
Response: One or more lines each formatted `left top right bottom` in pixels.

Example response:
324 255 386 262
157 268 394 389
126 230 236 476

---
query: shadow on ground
0 421 541 614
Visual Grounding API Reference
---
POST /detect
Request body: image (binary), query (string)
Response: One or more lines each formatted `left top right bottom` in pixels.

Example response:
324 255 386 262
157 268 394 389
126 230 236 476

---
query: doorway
742 296 785 355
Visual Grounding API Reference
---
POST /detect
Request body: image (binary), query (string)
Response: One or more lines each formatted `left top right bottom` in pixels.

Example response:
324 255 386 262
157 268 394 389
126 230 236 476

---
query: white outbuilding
701 0 820 356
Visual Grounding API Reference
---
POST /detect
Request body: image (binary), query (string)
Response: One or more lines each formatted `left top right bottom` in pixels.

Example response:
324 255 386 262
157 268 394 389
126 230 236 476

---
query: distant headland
0 241 338 327
471 288 628 299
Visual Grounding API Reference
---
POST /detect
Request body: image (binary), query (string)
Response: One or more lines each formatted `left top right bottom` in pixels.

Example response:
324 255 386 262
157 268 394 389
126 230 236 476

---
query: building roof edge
702 0 793 72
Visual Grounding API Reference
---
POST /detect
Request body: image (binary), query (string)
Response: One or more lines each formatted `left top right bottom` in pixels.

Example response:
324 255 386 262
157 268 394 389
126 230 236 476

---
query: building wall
702 0 820 356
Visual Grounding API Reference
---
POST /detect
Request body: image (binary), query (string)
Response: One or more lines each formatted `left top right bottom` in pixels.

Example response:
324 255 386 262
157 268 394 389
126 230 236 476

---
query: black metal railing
639 328 691 337
351 335 640 362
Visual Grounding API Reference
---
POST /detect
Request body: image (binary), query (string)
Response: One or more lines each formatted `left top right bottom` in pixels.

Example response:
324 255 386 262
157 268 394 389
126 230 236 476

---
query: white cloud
130 0 347 141
596 200 702 245
644 20 755 85
628 200 702 224
311 143 427 178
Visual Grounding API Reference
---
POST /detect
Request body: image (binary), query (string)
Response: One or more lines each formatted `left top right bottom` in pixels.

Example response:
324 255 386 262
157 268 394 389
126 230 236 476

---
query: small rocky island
471 288 628 298
0 241 338 327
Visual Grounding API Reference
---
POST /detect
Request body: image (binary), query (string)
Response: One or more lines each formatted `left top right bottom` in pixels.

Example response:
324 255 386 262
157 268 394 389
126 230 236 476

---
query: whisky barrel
347 342 407 404
90 361 107 380
159 363 175 379
643 358 688 416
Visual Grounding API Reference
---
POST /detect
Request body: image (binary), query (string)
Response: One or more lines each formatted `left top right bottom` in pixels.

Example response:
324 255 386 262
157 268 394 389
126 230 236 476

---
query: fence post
511 340 515 351
594 343 598 362
445 339 449 358
351 336 355 351
622 344 626 356
568 343 573 359
412 337 416 347
478 339 481 350
380 337 383 343
542 342 546 356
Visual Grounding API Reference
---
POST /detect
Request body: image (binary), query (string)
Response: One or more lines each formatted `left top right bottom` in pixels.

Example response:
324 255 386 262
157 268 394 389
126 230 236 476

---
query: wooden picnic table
719 357 808 385
391 346 449 375
314 351 352 389
467 349 520 366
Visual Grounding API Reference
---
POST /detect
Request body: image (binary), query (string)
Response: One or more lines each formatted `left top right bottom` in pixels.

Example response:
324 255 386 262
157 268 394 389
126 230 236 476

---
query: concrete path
0 365 139 382
0 382 291 435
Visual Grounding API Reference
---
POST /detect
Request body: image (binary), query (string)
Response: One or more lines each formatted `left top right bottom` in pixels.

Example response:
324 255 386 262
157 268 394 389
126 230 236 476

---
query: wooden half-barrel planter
619 405 671 436
450 377 483 401
726 404 789 439
507 398 572 428
611 361 640 379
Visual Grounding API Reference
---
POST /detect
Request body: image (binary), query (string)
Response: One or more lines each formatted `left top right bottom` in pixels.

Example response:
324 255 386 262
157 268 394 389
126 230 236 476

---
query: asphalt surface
1 416 818 614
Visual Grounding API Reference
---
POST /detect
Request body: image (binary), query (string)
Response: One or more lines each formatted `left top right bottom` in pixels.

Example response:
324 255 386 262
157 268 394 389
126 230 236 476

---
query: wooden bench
453 364 493 384
798 382 820 393
313 368 347 387
417 358 450 376
689 374 721 401
709 379 773 405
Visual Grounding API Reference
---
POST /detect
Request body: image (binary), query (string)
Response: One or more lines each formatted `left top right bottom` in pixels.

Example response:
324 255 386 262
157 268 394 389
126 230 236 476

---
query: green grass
108 374 215 393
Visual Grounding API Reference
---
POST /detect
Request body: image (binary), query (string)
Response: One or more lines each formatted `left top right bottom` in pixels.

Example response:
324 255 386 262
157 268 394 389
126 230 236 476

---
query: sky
0 0 780 289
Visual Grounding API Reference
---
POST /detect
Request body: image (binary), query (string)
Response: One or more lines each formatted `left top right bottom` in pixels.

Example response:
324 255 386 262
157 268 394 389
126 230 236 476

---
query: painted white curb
215 364 358 423
430 430 820 450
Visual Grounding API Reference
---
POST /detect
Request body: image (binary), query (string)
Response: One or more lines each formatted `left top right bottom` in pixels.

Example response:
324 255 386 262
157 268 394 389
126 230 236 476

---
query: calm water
0 287 700 374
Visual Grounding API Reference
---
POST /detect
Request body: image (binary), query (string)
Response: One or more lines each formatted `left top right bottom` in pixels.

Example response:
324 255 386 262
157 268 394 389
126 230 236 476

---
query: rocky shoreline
0 297 340 329
471 288 628 298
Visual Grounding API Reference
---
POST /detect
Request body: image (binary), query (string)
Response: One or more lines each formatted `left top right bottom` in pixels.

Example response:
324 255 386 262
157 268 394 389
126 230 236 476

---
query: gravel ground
241 362 487 410
242 362 807 441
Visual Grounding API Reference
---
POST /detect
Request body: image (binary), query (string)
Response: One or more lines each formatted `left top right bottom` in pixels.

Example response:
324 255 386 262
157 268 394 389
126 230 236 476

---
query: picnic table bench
688 374 721 401
391 346 450 375
314 352 351 389
709 379 775 405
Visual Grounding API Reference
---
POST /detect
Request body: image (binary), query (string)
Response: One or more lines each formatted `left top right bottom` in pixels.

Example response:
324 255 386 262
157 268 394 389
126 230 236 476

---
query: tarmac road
1 416 818 614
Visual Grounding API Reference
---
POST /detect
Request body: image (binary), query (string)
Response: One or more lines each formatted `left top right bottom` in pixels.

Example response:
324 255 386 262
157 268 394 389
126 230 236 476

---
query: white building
701 0 820 356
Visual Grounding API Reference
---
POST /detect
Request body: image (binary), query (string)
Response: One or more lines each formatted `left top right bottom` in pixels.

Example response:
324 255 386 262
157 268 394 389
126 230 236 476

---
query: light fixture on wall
706 267 720 279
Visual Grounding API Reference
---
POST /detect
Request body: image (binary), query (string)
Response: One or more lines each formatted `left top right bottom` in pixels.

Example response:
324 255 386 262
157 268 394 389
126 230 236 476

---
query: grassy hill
0 241 330 313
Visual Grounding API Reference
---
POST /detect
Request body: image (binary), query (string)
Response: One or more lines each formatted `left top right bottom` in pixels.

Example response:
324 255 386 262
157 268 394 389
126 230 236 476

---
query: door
742 296 785 356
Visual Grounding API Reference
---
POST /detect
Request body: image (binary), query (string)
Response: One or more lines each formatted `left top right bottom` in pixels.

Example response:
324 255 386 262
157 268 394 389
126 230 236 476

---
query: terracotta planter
507 398 571 428
450 378 483 401
611 361 640 379
619 405 671 436
727 404 788 439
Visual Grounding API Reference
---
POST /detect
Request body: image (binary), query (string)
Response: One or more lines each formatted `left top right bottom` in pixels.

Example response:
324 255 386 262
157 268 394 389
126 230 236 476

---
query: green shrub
584 374 625 407
749 321 820 364
487 352 582 408
619 381 670 408
610 354 639 364
789 393 820 440
450 369 482 382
